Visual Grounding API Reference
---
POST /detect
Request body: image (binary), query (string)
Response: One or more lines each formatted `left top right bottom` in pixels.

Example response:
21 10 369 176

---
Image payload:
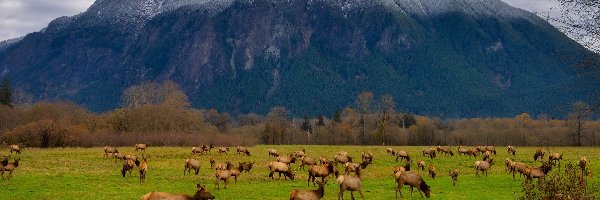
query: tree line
0 79 598 147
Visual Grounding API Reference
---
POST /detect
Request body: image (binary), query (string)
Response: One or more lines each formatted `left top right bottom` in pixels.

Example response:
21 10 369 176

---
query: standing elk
268 161 295 180
548 153 563 166
215 169 232 189
113 152 126 163
228 163 242 184
293 148 306 158
7 144 21 154
395 151 410 162
121 157 136 177
184 159 201 175
395 171 430 198
236 146 251 156
533 148 546 161
202 145 215 154
141 184 215 200
393 162 411 174
361 151 373 163
428 165 436 179
484 146 496 155
135 144 148 152
240 161 254 173
139 158 148 184
579 156 589 176
507 146 516 155
457 146 469 156
504 158 515 173
337 175 364 200
422 148 436 159
386 148 397 156
290 180 327 200
103 146 118 158
1 158 20 179
483 151 492 161
334 154 352 166
268 148 279 158
524 161 553 184
512 162 529 180
209 158 215 168
277 155 298 165
436 146 454 156
299 156 317 170
417 160 426 171
449 168 459 186
308 162 338 186
319 157 330 165
344 160 370 177
475 159 494 177
218 147 229 155
214 161 231 171
191 146 205 155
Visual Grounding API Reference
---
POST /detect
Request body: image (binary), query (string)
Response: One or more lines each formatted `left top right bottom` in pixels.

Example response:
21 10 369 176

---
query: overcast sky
0 0 562 42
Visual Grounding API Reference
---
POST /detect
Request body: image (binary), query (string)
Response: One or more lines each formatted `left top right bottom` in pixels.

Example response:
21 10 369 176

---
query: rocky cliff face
0 0 597 117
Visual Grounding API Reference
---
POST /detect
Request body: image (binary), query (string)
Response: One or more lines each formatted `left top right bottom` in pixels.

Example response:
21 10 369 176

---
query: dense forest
0 80 598 148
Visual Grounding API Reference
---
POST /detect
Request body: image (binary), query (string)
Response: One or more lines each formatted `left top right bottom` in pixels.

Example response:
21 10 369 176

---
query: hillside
0 0 598 117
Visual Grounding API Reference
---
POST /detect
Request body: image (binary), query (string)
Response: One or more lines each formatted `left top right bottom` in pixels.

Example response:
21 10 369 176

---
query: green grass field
0 145 597 199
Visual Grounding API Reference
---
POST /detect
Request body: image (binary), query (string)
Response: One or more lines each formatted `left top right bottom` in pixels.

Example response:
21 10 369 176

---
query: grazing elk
240 161 254 173
236 146 251 156
483 151 492 161
140 184 215 200
395 171 431 198
1 158 20 179
422 148 436 159
268 161 295 180
218 147 229 155
299 156 317 170
268 148 280 157
449 168 459 186
395 151 410 162
386 148 397 156
436 146 454 156
475 159 494 177
308 162 338 186
417 160 426 171
361 151 373 163
513 161 529 180
457 146 469 156
228 163 243 184
184 159 201 175
533 148 546 161
344 160 370 177
277 154 298 165
548 153 563 166
579 156 589 176
135 144 148 152
484 146 496 155
507 146 516 155
202 145 215 154
293 148 306 158
103 146 118 158
337 175 365 200
428 165 436 179
334 154 352 166
290 180 327 200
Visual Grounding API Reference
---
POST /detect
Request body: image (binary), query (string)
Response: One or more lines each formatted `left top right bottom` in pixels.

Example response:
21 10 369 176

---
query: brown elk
533 148 546 161
236 146 250 156
475 146 486 154
417 160 426 171
449 168 459 186
512 162 529 180
113 152 126 163
319 157 330 165
299 156 317 170
228 163 242 184
422 148 436 159
184 159 201 175
240 161 254 173
217 147 229 155
393 162 411 174
268 148 280 157
483 151 492 161
334 154 352 166
268 161 295 180
290 180 327 200
475 159 494 177
215 169 232 189
139 158 148 184
293 148 306 158
436 146 454 156
1 158 20 179
344 160 370 177
214 161 231 171
121 157 136 177
361 151 373 163
395 151 410 162
191 146 205 155
548 153 563 165
141 184 215 200
395 171 431 198
457 146 469 156
308 162 338 186
277 155 298 165
484 146 497 155
209 158 215 168
337 175 364 200
504 158 515 173
579 156 589 176
135 144 148 152
103 146 117 158
524 161 553 184
507 146 516 155
386 148 397 156
202 145 215 154
428 165 436 179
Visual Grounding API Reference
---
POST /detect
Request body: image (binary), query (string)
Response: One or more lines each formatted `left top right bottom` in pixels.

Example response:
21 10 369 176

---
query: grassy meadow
0 145 598 199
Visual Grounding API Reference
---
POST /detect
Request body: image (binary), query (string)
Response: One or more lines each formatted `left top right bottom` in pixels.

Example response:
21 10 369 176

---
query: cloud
0 0 94 41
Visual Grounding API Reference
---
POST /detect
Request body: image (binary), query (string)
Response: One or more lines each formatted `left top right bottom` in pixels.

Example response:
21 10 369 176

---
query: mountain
0 0 598 117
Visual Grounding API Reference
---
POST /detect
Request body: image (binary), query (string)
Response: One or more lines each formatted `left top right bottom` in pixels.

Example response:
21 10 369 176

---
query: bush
2 119 87 147
520 162 596 200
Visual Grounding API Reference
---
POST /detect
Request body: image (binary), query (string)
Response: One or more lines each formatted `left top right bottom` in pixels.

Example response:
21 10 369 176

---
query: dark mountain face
0 0 597 117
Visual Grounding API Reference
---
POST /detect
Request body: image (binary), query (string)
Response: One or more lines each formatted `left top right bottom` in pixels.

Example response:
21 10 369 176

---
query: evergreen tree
0 77 13 108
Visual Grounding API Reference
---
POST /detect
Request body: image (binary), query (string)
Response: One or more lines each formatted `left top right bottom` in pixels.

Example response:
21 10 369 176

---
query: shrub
520 163 596 200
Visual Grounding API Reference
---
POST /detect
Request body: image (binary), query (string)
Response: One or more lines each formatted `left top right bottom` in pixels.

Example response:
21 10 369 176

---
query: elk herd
1 141 595 199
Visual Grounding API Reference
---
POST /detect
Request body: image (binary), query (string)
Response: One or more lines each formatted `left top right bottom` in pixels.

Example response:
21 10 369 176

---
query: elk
319 157 330 165
436 146 454 156
579 156 589 176
184 159 201 175
277 155 298 165
240 161 254 173
484 146 497 155
507 146 516 155
215 169 232 189
475 146 486 154
236 146 250 156
268 161 295 180
513 162 529 180
504 158 515 173
298 156 317 170
475 159 494 177
395 151 410 162
6 144 21 154
1 158 20 179
334 154 352 166
293 148 306 158
483 151 492 161
113 152 126 163
139 158 148 184
395 171 431 198
228 163 242 184
308 162 338 186
135 144 148 152
386 148 397 156
533 148 546 161
393 162 411 174
268 148 280 157
140 184 215 200
217 147 229 155
449 168 459 186
121 157 136 177
422 148 436 159
344 160 370 177
361 151 373 163
428 165 436 179
457 146 469 156
524 161 553 184
214 161 231 171
290 180 327 200
191 146 205 155
202 145 215 154
337 175 364 200
417 160 426 171
103 146 117 158
548 153 563 166
209 158 215 168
